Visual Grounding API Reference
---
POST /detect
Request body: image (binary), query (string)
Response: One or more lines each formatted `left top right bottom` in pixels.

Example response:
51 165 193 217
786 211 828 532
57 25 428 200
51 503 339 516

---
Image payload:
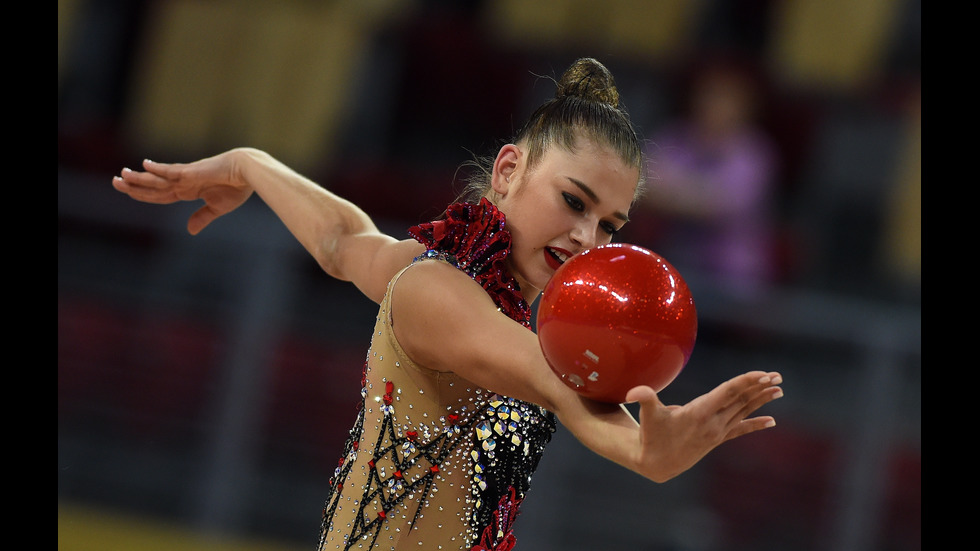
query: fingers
724 415 777 442
718 371 782 408
113 177 177 204
625 385 670 435
187 205 219 235
113 158 202 205
746 372 783 410
624 385 658 405
719 371 782 438
141 158 189 180
112 164 181 204
123 162 172 186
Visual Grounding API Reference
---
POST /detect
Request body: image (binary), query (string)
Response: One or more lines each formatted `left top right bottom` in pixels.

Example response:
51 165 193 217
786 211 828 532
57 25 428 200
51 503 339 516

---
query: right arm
112 148 422 303
389 259 784 483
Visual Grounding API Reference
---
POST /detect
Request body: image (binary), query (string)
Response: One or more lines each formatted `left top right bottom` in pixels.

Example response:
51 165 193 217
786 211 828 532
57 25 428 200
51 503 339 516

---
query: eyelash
562 192 620 236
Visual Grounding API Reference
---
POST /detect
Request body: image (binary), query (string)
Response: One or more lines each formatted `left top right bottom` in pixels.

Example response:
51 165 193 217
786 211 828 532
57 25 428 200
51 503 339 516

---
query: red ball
536 243 698 403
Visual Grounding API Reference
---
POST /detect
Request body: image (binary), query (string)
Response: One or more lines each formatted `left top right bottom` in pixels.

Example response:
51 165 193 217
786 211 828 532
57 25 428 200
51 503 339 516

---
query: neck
509 264 542 305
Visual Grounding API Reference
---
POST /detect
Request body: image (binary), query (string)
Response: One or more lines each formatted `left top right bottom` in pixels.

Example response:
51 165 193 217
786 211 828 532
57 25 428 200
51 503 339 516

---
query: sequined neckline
408 198 531 328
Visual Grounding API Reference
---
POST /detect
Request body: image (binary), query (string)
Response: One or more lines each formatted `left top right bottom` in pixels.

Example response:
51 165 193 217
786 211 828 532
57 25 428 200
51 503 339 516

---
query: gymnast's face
490 137 638 301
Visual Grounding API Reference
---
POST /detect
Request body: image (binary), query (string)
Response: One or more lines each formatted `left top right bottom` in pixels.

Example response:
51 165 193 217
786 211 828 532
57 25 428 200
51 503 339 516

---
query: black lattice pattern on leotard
319 382 483 549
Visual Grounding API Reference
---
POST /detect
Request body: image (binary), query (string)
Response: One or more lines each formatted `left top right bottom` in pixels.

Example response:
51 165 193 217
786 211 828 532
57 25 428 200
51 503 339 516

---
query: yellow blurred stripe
58 502 306 551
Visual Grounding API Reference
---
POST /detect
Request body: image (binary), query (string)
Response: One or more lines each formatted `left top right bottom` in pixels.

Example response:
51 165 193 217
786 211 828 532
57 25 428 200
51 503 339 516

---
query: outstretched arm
112 148 422 302
390 260 783 483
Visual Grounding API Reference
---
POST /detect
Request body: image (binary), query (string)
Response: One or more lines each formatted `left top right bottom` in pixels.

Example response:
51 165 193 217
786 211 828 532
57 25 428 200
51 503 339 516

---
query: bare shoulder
388 258 501 371
376 238 427 277
342 237 425 303
389 258 496 314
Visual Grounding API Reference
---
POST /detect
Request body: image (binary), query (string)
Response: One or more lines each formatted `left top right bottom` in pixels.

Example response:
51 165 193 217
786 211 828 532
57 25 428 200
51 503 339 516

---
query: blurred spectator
641 58 780 299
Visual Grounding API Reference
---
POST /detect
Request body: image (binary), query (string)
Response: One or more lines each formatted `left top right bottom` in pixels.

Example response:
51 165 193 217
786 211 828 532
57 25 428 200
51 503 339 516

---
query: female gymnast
112 57 783 551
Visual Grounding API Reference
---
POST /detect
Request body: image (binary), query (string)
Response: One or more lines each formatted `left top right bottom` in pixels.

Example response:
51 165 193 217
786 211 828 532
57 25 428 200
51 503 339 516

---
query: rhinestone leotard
318 200 557 551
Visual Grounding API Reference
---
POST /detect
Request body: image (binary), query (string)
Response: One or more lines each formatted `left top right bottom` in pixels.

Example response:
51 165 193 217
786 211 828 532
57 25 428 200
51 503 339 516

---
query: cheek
509 199 552 244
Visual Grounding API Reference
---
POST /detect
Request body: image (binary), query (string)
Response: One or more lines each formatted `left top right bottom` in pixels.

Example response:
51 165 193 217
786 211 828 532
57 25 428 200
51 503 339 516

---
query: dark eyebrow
568 177 630 222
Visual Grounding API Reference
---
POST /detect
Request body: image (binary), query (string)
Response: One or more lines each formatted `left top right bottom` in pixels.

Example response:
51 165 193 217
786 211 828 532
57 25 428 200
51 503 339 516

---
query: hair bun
556 57 620 108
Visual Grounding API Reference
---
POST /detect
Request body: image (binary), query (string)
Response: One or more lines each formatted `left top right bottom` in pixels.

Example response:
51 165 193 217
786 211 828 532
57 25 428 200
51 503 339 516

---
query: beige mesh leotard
318 200 556 551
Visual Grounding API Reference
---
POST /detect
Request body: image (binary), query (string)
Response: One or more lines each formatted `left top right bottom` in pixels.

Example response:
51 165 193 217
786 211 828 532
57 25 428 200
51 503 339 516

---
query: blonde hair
457 58 645 204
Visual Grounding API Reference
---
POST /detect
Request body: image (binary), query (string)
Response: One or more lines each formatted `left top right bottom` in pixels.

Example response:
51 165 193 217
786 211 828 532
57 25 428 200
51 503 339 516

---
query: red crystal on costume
382 381 395 405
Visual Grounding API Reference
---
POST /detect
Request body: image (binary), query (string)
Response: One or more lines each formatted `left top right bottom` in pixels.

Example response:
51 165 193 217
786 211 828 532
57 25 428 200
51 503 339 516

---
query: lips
544 247 572 271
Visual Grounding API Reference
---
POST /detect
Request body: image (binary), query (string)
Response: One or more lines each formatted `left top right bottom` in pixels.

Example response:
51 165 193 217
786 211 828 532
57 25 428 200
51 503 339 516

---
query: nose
569 220 598 251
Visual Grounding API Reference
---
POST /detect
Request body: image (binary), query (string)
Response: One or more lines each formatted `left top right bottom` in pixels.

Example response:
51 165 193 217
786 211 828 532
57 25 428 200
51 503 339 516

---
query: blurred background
57 1 920 550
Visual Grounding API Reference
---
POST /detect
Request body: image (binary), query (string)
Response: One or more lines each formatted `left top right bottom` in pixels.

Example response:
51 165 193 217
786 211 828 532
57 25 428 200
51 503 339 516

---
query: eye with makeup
562 191 621 237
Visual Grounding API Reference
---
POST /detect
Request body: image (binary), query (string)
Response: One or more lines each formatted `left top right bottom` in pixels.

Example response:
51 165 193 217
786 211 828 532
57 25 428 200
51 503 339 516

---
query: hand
111 150 254 235
626 371 783 482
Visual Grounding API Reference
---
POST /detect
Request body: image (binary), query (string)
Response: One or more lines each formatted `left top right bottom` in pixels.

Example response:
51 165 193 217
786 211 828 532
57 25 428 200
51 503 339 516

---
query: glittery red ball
537 243 698 403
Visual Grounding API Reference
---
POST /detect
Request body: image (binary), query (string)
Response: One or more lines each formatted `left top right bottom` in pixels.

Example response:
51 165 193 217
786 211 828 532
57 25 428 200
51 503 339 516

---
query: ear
490 144 522 196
